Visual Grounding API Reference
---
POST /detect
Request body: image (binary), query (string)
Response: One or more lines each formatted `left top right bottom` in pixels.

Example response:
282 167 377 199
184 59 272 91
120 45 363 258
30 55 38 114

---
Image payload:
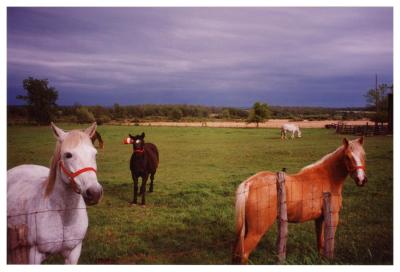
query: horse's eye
65 152 73 159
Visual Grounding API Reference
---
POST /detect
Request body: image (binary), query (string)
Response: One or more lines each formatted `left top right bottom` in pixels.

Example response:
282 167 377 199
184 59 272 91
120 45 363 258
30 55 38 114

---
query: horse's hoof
129 201 137 206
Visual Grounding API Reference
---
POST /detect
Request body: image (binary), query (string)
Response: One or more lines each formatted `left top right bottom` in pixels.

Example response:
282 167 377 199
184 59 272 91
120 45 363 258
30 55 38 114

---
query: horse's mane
300 145 344 172
45 140 61 197
45 131 89 197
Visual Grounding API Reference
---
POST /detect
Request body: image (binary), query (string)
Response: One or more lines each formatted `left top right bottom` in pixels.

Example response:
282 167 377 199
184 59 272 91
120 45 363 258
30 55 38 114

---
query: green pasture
7 124 393 264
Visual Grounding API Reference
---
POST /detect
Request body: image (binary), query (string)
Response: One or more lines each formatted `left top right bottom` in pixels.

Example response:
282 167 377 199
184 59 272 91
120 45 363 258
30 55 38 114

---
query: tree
16 77 58 125
247 101 271 128
112 103 126 119
364 83 389 123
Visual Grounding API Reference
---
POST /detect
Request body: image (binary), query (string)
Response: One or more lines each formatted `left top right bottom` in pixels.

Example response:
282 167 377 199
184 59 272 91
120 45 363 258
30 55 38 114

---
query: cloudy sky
7 7 393 107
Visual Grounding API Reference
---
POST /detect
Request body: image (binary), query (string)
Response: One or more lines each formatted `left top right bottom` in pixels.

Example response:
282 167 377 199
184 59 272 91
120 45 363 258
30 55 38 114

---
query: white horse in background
281 123 302 139
7 123 103 264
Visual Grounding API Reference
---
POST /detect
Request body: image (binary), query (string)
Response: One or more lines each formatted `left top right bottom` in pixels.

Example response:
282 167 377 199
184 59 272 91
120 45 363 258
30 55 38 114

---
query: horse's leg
149 173 155 192
131 173 139 204
63 242 82 264
291 131 295 139
241 231 264 264
140 175 149 205
316 212 340 258
29 246 46 264
315 215 325 255
326 212 340 259
139 179 144 195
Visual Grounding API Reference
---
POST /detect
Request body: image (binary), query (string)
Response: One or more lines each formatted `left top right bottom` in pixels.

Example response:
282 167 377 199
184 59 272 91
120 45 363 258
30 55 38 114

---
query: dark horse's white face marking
129 132 145 152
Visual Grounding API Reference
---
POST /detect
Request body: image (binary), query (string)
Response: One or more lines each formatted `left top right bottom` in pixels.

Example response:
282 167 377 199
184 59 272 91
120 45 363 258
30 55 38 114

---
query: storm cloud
7 7 393 107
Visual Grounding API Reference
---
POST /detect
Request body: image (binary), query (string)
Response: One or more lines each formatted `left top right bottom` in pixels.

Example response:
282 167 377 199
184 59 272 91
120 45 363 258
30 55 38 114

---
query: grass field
7 124 393 264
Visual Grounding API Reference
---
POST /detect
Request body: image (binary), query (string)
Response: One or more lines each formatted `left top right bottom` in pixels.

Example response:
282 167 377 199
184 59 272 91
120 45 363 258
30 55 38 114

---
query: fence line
8 177 346 264
335 122 389 136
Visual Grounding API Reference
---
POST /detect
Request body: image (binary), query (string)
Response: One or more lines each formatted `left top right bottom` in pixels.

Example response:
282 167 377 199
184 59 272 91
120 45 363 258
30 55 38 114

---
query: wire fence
7 206 88 264
7 174 351 264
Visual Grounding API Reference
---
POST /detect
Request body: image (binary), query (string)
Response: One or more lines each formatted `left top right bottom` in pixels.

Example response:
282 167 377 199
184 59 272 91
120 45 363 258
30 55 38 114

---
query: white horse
281 123 302 139
7 123 103 264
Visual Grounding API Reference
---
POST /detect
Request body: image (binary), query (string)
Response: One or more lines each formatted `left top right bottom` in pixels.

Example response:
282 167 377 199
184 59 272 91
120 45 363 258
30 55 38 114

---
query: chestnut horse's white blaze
7 123 103 264
232 137 367 264
281 123 302 139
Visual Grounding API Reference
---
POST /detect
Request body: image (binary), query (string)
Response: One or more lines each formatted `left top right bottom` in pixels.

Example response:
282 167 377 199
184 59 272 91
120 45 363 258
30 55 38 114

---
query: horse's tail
232 180 249 263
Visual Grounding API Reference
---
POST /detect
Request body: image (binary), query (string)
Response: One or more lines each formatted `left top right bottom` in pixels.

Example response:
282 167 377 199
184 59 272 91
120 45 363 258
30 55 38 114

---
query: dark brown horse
126 132 159 205
91 131 104 149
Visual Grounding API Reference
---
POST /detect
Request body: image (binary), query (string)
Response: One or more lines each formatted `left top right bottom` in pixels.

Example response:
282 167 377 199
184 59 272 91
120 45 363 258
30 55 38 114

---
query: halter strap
134 148 145 154
349 165 366 173
59 160 97 194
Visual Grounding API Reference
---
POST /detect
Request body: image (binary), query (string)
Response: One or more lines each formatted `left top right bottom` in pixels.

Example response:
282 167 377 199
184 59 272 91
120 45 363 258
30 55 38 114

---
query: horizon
7 7 393 108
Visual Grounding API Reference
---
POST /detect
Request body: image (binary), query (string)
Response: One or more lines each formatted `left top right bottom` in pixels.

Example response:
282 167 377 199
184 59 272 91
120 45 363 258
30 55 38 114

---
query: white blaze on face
135 139 141 144
352 151 365 182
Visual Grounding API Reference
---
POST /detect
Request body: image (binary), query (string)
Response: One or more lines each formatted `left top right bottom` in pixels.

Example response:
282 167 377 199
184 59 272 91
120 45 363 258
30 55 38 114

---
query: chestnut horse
232 137 367 264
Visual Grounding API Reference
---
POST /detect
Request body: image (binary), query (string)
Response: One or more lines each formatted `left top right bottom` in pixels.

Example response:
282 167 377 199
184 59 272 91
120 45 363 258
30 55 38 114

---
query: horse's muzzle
83 185 103 205
355 176 368 187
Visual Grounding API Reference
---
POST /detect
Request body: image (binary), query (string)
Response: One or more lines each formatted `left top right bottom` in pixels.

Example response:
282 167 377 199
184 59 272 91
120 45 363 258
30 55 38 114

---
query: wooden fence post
276 171 288 263
323 192 334 260
7 224 29 264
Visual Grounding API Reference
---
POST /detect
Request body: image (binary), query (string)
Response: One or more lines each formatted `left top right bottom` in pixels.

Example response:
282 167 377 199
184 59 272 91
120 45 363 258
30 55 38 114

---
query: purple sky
7 7 393 107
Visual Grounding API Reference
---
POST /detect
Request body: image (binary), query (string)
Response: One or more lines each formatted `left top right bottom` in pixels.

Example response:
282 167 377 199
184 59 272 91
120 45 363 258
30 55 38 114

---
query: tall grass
7 125 392 264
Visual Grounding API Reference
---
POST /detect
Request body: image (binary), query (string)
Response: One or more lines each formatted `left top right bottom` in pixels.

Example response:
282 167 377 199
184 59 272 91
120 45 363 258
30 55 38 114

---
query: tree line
8 77 386 125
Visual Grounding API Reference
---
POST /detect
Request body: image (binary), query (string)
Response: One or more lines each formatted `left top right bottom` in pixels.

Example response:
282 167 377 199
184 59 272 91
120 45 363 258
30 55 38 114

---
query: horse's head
129 132 145 154
50 122 103 205
342 137 367 187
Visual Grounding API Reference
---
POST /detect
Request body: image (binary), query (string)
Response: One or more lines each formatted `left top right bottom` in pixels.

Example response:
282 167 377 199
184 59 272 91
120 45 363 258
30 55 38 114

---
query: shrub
76 107 95 123
168 108 183 121
96 115 111 125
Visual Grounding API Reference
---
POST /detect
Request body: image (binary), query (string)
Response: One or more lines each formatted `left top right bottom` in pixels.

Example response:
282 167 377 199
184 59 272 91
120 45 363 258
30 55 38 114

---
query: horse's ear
141 132 145 139
84 122 97 138
358 136 364 145
129 134 134 138
51 122 66 141
342 138 349 148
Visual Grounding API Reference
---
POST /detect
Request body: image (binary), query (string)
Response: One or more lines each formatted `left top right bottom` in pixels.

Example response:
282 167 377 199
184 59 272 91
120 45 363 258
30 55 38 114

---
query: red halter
59 160 97 194
349 165 366 174
134 148 145 154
